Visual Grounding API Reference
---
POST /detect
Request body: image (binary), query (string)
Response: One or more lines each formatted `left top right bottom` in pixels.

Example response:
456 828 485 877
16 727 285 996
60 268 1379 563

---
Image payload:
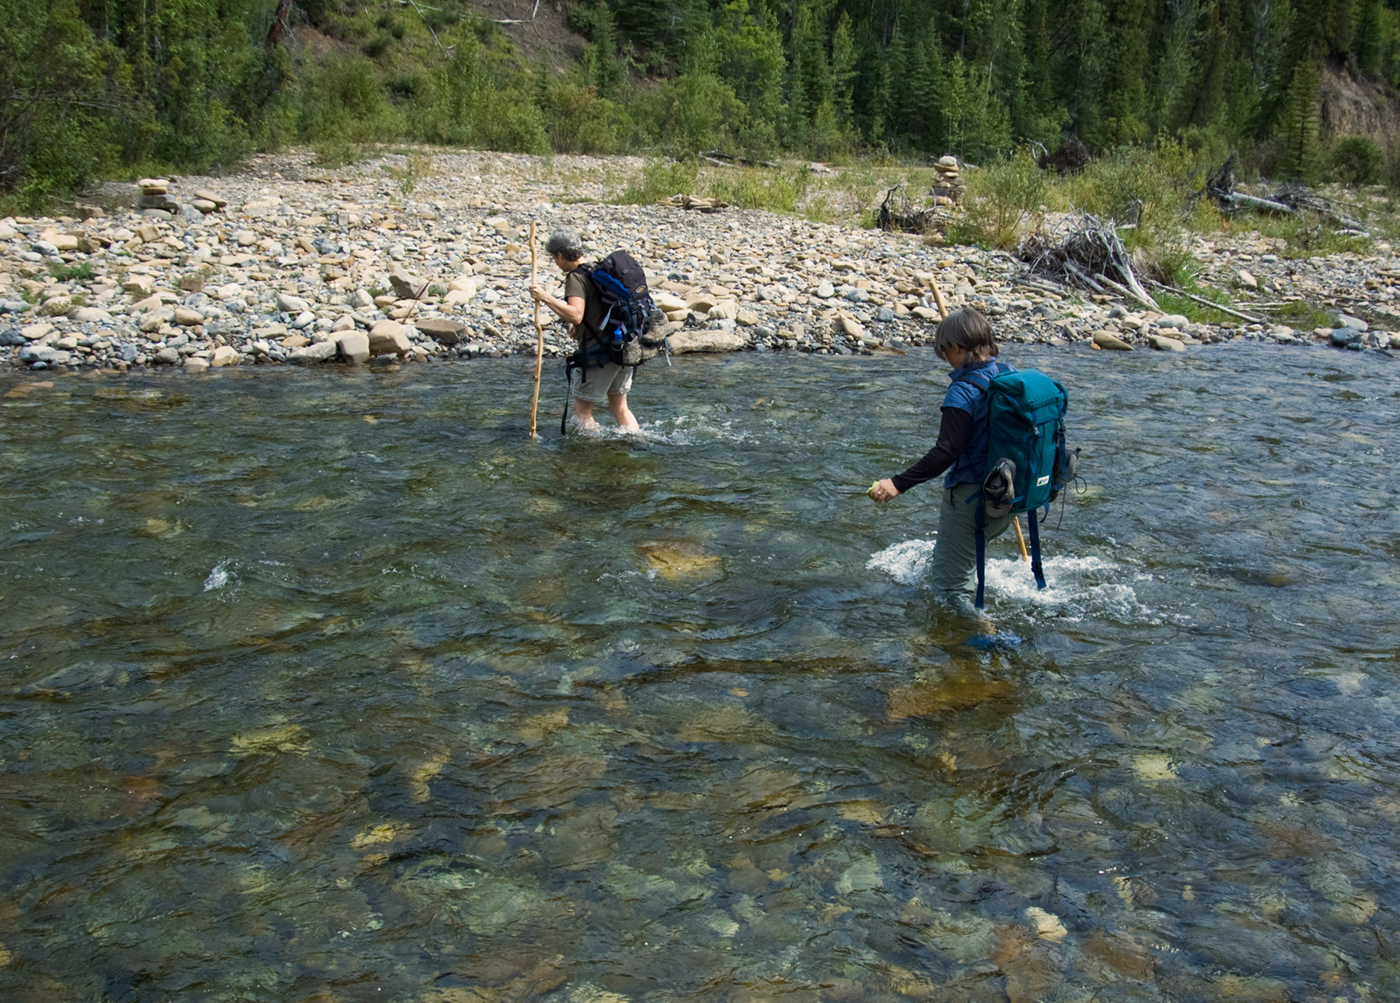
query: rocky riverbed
2 148 1397 375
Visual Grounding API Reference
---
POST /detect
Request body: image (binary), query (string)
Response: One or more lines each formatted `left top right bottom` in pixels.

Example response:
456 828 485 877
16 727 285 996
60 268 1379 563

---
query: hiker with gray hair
528 227 641 433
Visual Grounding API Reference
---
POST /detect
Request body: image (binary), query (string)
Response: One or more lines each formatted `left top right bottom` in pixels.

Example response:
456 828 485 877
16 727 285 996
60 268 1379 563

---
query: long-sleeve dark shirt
890 407 973 494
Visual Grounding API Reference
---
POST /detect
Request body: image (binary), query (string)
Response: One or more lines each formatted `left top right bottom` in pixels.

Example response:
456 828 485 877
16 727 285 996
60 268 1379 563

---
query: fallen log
1145 280 1264 324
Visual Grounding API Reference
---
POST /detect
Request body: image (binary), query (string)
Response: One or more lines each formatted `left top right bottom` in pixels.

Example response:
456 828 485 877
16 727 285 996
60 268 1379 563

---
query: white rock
210 345 240 367
70 307 112 323
289 340 338 364
337 331 371 364
667 331 744 354
368 320 411 356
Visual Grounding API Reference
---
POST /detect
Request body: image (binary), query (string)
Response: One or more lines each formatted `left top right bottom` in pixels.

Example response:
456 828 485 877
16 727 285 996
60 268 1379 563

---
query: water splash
868 543 1162 623
203 560 232 591
866 538 938 585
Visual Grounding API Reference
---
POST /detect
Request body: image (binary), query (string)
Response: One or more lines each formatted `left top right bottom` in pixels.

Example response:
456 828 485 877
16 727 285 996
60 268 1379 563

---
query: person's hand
870 478 899 503
528 284 547 303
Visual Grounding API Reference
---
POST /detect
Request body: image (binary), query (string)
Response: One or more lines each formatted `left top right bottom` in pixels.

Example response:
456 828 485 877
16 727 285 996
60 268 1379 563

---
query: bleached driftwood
1019 212 1160 311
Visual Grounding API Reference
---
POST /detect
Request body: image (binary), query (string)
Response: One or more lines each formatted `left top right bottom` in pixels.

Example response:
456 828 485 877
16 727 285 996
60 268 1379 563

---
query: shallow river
2 342 1398 1003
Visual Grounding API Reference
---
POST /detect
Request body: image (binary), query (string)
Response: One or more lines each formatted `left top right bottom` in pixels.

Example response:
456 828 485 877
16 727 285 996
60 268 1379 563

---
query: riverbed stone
668 330 744 354
1148 334 1186 352
1 147 1393 374
1093 330 1134 351
289 339 337 365
338 331 371 364
416 317 467 345
369 320 412 356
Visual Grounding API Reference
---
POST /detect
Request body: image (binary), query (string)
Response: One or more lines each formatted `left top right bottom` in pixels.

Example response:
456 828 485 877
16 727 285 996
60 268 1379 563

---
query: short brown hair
933 308 998 362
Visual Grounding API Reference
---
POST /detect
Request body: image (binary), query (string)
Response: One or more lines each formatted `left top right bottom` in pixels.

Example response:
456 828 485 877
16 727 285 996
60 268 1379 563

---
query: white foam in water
869 542 1167 623
203 560 232 592
641 414 757 446
866 538 939 585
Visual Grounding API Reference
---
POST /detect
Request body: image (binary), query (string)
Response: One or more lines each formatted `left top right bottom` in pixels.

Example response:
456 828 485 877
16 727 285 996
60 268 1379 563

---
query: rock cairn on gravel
930 156 963 206
0 150 1395 375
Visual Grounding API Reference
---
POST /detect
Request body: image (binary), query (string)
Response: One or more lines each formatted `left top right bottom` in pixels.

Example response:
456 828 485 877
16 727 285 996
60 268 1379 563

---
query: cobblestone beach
2 149 1397 374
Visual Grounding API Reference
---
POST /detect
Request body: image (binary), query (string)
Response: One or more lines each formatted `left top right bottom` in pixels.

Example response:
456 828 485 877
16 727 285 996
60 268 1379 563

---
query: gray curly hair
543 227 585 261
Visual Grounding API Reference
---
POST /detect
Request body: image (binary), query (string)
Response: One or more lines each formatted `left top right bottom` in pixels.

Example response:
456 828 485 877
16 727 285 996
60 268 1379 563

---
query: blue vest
942 359 1017 488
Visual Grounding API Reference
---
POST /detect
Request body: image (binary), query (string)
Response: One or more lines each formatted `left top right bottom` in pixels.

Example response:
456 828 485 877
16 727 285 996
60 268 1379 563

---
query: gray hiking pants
929 481 1013 596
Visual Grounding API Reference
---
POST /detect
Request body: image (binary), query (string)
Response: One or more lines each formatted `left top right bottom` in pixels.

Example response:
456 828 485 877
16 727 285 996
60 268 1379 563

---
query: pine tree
1277 57 1321 179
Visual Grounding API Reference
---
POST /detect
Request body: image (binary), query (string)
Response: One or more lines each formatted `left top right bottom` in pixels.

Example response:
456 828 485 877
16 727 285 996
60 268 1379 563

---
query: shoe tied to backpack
982 458 1016 519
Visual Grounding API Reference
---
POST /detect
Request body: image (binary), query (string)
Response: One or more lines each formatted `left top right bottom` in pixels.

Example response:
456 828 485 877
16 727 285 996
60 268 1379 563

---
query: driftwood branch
1145 280 1264 324
1018 211 1158 311
1203 153 1367 231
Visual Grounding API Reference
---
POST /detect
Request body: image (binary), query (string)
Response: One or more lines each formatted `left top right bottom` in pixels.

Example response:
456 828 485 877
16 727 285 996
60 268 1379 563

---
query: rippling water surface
2 342 1398 1002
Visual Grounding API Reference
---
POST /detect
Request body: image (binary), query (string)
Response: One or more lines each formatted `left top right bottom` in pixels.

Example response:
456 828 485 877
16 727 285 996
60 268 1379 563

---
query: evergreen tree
1277 56 1322 178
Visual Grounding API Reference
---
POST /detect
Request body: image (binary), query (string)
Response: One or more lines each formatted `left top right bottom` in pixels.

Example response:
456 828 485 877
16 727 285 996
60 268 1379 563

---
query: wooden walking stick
929 272 1029 561
529 221 544 438
1012 514 1029 561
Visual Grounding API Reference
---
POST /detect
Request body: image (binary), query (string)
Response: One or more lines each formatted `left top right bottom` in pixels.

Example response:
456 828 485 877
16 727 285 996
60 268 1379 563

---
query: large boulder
416 318 467 346
337 331 370 364
667 331 745 354
289 340 338 365
1093 330 1134 351
368 320 412 356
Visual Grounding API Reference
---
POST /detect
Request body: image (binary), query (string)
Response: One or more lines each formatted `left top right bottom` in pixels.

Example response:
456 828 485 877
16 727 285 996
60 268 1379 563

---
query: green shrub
50 261 94 282
539 73 621 154
298 54 400 146
1328 135 1384 185
702 165 810 213
1273 299 1331 329
618 157 700 204
948 147 1046 250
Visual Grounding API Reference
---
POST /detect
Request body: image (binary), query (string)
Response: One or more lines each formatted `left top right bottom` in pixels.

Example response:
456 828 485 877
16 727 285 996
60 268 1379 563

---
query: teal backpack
955 368 1079 608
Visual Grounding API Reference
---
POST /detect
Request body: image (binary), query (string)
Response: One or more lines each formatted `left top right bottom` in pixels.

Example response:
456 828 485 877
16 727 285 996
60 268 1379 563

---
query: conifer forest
3 0 1399 206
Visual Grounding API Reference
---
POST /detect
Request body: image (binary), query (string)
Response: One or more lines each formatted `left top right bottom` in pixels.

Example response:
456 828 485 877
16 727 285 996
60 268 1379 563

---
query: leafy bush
618 158 700 204
948 148 1046 250
539 74 621 154
1328 135 1384 185
297 54 400 145
702 165 810 213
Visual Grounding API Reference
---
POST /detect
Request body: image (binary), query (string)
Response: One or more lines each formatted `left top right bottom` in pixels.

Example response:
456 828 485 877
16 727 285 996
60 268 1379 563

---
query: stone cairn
930 156 964 206
137 178 178 214
136 178 228 223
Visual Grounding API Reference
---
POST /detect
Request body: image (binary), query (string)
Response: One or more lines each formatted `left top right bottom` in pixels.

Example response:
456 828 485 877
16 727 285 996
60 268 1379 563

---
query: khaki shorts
574 360 634 403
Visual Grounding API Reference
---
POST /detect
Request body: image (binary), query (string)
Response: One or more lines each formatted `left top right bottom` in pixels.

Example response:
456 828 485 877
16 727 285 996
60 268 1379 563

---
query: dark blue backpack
582 250 657 367
956 368 1079 608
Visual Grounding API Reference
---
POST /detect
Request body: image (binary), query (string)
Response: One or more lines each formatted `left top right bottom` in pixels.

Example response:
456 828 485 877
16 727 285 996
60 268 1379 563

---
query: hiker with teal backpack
529 227 642 433
870 308 1077 610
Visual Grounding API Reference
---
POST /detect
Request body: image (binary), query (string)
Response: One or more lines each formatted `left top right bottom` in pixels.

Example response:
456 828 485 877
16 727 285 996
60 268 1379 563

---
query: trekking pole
529 221 544 438
1012 513 1029 561
930 270 1028 559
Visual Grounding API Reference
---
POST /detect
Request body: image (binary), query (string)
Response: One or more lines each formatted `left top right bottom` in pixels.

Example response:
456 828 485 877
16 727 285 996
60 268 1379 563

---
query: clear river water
1 341 1398 1003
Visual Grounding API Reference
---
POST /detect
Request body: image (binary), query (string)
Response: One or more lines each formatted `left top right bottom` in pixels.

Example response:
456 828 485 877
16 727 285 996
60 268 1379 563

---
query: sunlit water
2 342 1398 1002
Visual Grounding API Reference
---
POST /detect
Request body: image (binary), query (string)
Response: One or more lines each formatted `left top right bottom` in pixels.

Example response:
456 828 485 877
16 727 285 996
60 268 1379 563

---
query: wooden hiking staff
928 271 1029 561
529 221 544 438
